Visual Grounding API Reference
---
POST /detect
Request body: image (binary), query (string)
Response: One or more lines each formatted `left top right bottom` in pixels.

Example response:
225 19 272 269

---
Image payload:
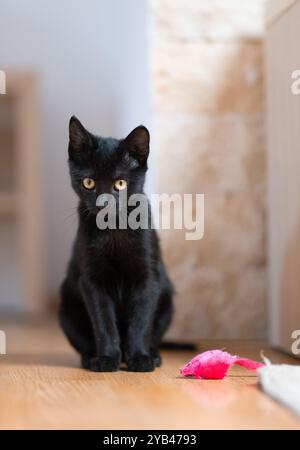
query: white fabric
258 364 300 416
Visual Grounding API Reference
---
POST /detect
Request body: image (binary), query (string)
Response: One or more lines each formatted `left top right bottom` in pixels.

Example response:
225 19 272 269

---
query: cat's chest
89 234 138 265
87 235 146 284
87 253 146 306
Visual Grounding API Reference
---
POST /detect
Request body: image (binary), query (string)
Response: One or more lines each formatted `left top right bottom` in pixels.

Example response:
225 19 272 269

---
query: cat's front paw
82 355 120 372
152 351 162 367
126 355 155 372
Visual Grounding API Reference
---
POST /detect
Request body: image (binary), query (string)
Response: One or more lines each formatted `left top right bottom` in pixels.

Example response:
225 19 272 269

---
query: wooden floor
0 321 299 430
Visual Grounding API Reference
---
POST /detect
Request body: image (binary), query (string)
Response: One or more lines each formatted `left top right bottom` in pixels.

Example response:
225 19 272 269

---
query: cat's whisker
61 211 78 224
61 206 78 213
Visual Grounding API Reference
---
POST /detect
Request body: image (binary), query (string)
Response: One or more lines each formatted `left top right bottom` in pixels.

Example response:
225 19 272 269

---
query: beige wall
151 0 267 339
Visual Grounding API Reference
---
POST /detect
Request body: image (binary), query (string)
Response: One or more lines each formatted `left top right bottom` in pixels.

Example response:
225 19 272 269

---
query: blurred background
0 0 299 354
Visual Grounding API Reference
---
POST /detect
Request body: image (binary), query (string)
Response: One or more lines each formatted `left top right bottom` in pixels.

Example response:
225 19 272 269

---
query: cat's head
68 116 150 215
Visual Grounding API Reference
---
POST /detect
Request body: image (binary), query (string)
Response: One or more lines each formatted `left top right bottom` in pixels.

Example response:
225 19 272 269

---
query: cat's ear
68 116 92 159
122 125 150 166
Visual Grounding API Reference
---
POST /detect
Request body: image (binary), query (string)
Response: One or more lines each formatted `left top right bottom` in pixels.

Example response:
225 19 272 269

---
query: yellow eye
82 178 95 190
114 179 127 191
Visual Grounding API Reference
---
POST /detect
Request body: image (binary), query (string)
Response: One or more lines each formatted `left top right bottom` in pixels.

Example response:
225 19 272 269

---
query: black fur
59 117 173 372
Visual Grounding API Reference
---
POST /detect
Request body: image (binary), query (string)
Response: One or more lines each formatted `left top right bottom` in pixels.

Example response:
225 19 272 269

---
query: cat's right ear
68 116 92 160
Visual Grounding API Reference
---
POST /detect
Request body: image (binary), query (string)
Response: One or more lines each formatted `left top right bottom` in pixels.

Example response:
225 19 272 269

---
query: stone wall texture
151 0 267 339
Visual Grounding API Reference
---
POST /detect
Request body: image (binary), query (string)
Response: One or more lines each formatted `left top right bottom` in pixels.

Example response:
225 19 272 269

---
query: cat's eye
82 178 96 190
114 179 127 191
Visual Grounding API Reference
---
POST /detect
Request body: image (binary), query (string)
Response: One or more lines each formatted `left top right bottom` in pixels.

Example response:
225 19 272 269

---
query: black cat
59 117 173 372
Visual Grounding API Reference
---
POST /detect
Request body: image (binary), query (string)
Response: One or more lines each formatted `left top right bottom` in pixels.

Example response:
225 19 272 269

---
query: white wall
266 0 300 354
0 0 150 306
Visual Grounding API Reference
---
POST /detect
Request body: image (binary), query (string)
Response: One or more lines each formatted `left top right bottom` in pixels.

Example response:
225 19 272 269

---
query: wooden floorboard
0 321 299 430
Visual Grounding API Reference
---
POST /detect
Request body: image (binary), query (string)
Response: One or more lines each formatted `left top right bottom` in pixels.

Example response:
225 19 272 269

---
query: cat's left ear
121 125 150 166
68 116 92 160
